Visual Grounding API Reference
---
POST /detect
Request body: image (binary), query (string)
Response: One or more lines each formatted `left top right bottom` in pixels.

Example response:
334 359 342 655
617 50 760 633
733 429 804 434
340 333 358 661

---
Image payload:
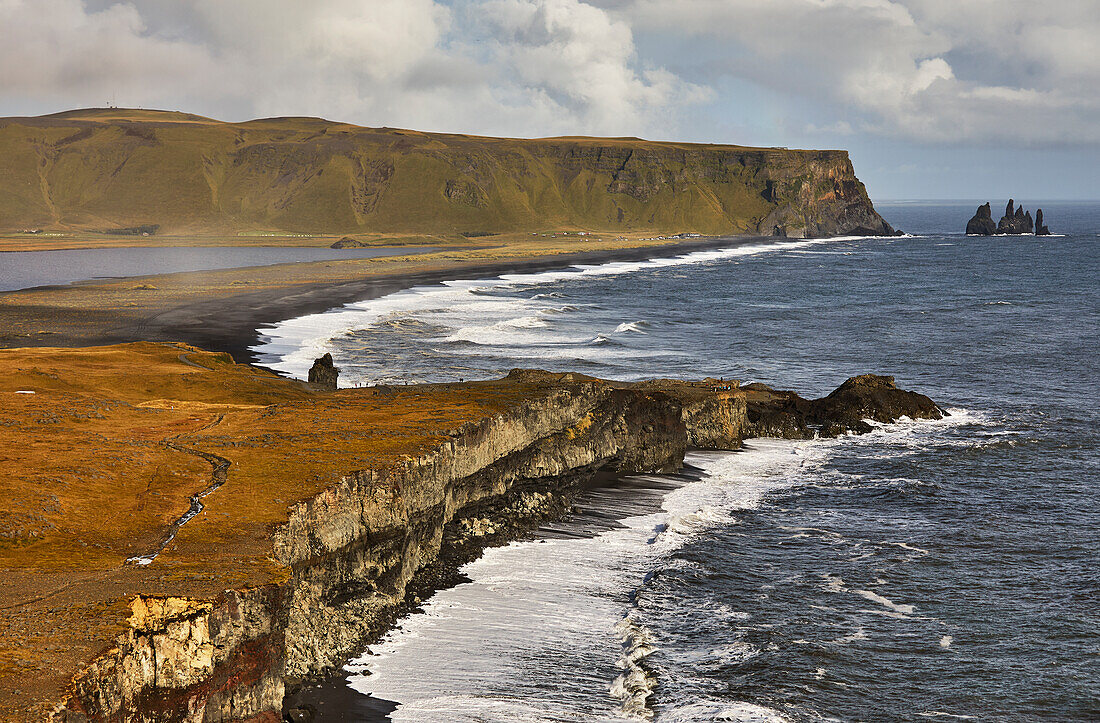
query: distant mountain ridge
0 108 895 238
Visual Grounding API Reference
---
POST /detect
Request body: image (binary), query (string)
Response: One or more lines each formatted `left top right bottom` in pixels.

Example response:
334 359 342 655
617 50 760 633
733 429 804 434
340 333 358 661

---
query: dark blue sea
257 202 1099 721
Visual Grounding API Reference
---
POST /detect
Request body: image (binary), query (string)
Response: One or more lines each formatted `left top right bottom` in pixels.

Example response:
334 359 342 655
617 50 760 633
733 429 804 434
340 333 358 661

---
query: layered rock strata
39 363 938 721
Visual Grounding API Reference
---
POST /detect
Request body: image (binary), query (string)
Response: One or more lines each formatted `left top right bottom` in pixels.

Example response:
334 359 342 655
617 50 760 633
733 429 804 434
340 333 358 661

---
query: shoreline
0 235 758 365
0 345 944 719
283 464 706 721
131 235 761 365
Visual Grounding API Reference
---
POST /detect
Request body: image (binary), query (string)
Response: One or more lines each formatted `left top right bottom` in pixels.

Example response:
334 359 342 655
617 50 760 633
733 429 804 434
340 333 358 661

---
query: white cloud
608 0 1100 145
0 0 1096 146
479 0 708 133
0 0 220 103
0 0 705 138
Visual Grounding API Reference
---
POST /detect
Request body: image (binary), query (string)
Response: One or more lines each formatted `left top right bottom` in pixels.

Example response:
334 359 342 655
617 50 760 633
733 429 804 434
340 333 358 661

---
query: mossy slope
0 108 893 237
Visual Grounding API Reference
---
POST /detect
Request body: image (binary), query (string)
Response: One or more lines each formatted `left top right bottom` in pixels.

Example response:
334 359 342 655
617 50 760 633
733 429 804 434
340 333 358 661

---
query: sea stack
997 199 1035 234
966 200 1047 235
1036 208 1051 235
308 353 339 389
966 202 997 235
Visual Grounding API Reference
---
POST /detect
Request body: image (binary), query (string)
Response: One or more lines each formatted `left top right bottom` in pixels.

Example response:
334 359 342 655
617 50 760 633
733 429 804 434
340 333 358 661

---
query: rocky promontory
0 344 942 721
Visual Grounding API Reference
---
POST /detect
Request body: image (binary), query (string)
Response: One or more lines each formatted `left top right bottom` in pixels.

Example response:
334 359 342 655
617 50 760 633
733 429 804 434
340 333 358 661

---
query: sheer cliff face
0 109 892 237
50 378 694 722
756 154 896 238
40 364 936 722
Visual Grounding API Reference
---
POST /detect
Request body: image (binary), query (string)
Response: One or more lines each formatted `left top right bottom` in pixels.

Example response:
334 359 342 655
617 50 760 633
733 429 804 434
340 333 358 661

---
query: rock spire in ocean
965 199 1048 235
966 202 997 235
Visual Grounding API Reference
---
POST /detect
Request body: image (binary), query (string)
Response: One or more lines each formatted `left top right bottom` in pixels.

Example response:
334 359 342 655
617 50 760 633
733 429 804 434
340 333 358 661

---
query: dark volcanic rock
745 374 943 438
970 199 1045 235
330 236 368 249
1036 208 1051 235
307 353 339 389
966 202 997 235
998 198 1035 234
810 374 942 434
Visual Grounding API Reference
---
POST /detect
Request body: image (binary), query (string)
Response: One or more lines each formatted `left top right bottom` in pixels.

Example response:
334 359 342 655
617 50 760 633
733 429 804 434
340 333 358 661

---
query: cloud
0 0 705 138
477 0 709 133
608 0 1100 145
0 0 221 104
0 0 1096 147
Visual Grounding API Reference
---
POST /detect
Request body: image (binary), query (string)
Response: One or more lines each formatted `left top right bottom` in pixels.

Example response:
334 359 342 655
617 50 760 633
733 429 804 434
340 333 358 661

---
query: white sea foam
855 589 917 615
940 635 953 648
251 237 855 382
889 541 931 556
916 712 976 720
614 321 649 334
659 701 792 723
348 439 817 721
611 613 658 720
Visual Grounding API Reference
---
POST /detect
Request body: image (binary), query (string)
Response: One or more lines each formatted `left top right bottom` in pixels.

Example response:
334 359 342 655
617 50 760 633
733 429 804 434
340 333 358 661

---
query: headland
0 342 940 720
0 107 917 720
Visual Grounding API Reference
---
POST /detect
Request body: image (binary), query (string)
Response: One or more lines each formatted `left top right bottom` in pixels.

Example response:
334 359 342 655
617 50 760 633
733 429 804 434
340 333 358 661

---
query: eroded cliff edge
1 109 894 238
0 347 939 721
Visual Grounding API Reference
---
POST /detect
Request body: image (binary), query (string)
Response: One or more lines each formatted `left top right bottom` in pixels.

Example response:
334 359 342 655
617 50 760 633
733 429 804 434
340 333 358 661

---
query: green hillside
0 108 893 238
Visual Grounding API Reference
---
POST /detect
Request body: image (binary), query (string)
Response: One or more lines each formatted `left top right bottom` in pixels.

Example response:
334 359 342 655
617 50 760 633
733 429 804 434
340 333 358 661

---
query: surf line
252 236 853 380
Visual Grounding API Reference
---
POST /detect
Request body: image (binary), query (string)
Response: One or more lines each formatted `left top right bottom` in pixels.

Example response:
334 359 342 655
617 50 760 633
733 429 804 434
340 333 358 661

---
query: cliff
0 108 894 238
0 344 937 720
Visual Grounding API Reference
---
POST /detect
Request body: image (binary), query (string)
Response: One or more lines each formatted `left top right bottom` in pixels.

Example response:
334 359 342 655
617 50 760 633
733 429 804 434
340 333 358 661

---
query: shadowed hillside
0 108 894 238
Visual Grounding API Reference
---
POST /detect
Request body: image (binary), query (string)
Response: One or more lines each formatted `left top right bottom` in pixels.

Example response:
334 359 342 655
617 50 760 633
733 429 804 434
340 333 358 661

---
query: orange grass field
0 342 553 718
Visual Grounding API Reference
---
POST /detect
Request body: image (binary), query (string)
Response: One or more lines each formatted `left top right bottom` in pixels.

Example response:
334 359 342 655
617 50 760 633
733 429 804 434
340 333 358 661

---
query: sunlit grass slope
0 108 890 238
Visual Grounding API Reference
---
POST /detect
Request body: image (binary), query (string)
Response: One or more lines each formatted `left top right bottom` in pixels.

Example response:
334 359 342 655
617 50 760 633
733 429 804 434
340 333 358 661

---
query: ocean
256 202 1099 721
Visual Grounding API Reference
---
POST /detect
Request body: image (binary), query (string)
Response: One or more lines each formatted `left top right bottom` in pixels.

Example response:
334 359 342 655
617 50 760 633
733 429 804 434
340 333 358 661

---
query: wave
540 304 580 314
610 612 658 720
614 321 650 334
341 412 977 719
443 316 553 345
250 237 852 382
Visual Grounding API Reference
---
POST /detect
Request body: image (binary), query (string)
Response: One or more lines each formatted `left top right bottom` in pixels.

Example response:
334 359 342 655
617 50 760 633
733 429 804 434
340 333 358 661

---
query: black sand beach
0 236 753 364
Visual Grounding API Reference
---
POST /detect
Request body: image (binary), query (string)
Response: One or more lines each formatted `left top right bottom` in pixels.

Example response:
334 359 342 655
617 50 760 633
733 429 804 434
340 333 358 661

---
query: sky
1 0 1097 200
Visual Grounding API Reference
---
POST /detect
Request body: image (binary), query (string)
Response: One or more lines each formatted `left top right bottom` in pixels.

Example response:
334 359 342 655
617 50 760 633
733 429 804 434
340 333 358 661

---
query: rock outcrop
966 199 1048 235
330 237 368 249
307 354 338 389
966 202 997 235
998 199 1034 234
45 369 939 721
1035 208 1051 236
743 374 943 438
